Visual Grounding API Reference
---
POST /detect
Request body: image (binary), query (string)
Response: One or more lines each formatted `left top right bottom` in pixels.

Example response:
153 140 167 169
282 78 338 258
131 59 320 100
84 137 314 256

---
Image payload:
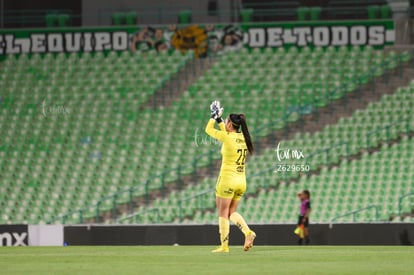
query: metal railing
117 208 160 224
0 9 78 28
177 190 212 222
307 141 350 167
2 6 412 28
398 192 414 216
295 115 409 167
329 205 380 227
366 118 411 148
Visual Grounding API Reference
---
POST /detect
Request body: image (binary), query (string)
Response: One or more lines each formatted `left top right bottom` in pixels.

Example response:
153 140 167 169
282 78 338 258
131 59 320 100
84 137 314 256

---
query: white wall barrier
28 225 63 246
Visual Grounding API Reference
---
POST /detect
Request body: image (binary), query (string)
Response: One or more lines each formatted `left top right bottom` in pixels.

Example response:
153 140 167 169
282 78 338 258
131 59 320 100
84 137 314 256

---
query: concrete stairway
260 59 414 150
144 57 216 110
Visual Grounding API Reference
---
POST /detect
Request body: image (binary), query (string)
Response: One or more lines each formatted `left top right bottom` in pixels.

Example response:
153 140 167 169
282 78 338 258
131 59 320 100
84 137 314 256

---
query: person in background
221 34 242 52
154 28 165 43
297 190 311 245
220 25 243 53
130 27 154 52
155 41 168 53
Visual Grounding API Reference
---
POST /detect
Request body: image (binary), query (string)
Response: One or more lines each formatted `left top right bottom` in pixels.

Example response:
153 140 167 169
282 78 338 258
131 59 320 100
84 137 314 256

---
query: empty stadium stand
0 42 412 225
117 52 413 225
0 50 193 224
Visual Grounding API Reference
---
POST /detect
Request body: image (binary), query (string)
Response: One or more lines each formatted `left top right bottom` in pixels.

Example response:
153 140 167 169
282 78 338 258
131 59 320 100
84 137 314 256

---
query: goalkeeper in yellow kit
205 100 256 253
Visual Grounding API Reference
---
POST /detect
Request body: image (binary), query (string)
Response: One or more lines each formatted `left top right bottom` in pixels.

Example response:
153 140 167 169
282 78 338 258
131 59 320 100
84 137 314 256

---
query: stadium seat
58 14 69 27
126 11 137 25
367 5 380 19
380 5 392 19
296 7 310 21
178 10 192 24
45 14 58 27
240 9 254 23
112 12 126 26
310 7 322 21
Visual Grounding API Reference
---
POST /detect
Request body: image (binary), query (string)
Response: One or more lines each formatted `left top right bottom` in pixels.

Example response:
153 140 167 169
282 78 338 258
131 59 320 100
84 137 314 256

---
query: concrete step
143 57 216 110
256 61 414 149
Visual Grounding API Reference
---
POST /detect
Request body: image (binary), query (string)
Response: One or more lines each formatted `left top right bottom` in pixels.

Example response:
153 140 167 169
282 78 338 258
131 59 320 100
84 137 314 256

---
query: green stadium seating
58 14 69 27
240 9 254 23
120 81 414 224
0 50 192 224
126 12 137 25
45 14 59 28
310 7 322 21
380 5 392 19
297 7 310 21
367 5 380 19
112 12 126 26
0 46 410 225
128 136 413 225
178 10 192 24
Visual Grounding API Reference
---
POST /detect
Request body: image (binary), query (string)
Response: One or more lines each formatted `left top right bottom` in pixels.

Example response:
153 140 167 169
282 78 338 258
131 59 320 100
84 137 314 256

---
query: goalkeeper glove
210 100 224 122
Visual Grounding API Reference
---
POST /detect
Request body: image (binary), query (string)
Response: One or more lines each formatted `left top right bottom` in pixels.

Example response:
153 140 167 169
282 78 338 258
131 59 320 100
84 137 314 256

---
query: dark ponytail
239 114 254 155
229 113 254 155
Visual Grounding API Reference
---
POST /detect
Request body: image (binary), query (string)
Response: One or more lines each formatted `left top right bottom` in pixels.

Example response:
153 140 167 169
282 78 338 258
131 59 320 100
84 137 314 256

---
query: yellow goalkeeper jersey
205 118 248 180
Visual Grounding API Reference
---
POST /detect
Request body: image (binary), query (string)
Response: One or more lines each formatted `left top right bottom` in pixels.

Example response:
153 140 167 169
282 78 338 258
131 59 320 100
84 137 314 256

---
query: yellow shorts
215 175 246 201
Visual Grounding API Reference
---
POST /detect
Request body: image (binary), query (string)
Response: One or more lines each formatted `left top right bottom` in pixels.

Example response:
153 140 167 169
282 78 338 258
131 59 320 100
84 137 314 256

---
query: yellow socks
215 214 253 253
218 217 230 248
230 212 250 236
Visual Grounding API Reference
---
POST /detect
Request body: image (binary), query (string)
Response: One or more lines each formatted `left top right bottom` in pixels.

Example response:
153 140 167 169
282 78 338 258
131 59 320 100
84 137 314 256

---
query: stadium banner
0 224 28 246
240 21 395 48
0 20 394 57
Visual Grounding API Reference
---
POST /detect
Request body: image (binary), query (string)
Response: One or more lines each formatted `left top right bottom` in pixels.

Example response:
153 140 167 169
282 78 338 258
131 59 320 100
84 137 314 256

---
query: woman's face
225 117 233 132
155 29 164 41
224 35 232 46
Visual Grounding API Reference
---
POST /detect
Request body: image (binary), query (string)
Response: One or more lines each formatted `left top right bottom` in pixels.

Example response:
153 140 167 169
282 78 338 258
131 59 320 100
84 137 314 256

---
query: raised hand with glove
210 100 224 123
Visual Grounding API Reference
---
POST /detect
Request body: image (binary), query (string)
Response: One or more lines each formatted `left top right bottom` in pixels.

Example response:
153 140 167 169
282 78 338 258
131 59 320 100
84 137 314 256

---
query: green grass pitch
1 246 413 274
